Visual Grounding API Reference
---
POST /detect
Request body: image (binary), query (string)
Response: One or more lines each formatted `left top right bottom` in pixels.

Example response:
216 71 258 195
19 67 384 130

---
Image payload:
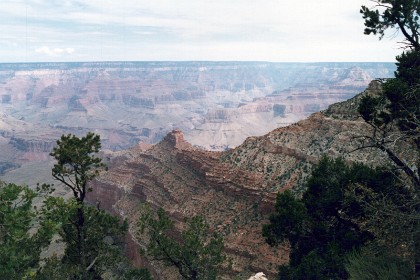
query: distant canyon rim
0 61 394 185
0 61 400 278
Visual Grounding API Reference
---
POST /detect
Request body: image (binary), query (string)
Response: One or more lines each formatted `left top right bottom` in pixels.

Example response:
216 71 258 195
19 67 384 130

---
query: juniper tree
49 133 108 279
0 182 55 279
139 208 225 280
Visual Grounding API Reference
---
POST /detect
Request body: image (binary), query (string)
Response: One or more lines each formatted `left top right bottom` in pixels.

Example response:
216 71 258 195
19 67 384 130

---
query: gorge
0 61 394 185
86 81 415 278
0 62 409 278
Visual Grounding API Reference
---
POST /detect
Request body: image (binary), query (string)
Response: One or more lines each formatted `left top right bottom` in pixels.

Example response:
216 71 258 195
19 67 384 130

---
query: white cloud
65 47 75 54
0 0 405 62
35 46 75 56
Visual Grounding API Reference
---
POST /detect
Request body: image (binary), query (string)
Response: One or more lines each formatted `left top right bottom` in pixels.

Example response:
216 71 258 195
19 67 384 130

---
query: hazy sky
0 0 404 63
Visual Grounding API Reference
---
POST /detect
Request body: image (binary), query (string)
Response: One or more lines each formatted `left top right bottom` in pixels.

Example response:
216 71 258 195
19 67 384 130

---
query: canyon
0 62 407 278
0 61 394 184
86 81 418 279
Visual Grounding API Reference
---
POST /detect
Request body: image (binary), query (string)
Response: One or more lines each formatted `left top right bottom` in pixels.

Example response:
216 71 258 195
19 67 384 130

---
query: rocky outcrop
9 136 55 153
248 272 268 280
85 82 415 279
0 113 61 175
88 129 288 279
0 62 395 154
2 76 413 278
0 161 19 175
0 62 397 185
0 62 406 277
324 80 383 120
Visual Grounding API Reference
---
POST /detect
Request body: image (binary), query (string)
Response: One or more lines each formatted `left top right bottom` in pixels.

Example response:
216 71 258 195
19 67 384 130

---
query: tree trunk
77 205 87 280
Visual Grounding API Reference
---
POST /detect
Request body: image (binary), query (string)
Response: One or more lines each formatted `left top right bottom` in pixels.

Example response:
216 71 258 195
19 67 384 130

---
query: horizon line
0 60 396 64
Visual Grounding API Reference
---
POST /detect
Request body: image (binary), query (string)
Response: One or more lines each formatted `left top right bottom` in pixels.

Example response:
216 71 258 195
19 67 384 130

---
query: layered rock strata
85 81 418 278
0 62 395 185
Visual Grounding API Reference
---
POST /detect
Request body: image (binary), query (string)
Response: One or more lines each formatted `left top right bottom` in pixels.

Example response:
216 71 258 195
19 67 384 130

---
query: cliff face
0 62 395 152
89 130 287 278
87 81 411 278
0 113 59 178
0 62 395 186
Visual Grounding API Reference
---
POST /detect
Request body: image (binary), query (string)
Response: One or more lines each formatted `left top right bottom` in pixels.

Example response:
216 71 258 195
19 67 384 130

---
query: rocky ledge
87 81 417 279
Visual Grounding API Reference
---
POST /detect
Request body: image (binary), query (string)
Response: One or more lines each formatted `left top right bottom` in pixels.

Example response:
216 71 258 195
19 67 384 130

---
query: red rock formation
86 82 419 279
88 129 288 278
88 110 389 278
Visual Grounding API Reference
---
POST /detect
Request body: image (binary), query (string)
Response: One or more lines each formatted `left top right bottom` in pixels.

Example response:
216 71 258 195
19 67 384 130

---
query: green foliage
0 182 55 279
34 255 153 280
49 133 107 279
359 3 420 275
345 244 414 280
265 3 420 278
360 0 420 49
50 132 107 202
39 196 130 279
262 157 406 279
139 208 225 280
262 190 307 246
360 50 420 138
359 2 420 189
358 94 386 125
119 267 153 280
33 198 152 280
45 132 150 279
0 134 149 279
385 51 420 138
344 179 419 278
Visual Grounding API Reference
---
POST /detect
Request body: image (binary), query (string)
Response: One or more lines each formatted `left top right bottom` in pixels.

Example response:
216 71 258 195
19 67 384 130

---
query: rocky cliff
89 130 288 278
0 113 60 180
87 81 410 278
0 62 394 151
0 61 396 186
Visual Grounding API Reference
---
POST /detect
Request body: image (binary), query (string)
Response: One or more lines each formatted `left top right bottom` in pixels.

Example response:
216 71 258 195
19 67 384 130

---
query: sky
0 0 405 63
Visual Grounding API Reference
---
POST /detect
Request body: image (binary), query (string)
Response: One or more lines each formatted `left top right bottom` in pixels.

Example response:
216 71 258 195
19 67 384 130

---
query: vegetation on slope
138 207 226 280
264 1 419 279
0 133 151 279
2 1 419 279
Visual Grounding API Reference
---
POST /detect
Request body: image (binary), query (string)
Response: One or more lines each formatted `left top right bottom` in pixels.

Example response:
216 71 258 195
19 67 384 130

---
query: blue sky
0 0 404 62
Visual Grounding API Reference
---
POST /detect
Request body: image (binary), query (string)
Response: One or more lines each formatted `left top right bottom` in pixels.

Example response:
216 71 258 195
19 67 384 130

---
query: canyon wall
86 82 418 279
0 62 394 184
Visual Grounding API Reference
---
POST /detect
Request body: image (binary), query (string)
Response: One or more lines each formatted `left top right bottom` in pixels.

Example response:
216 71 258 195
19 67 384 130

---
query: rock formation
86 81 418 279
0 61 409 277
0 61 394 150
248 272 268 280
0 61 395 185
